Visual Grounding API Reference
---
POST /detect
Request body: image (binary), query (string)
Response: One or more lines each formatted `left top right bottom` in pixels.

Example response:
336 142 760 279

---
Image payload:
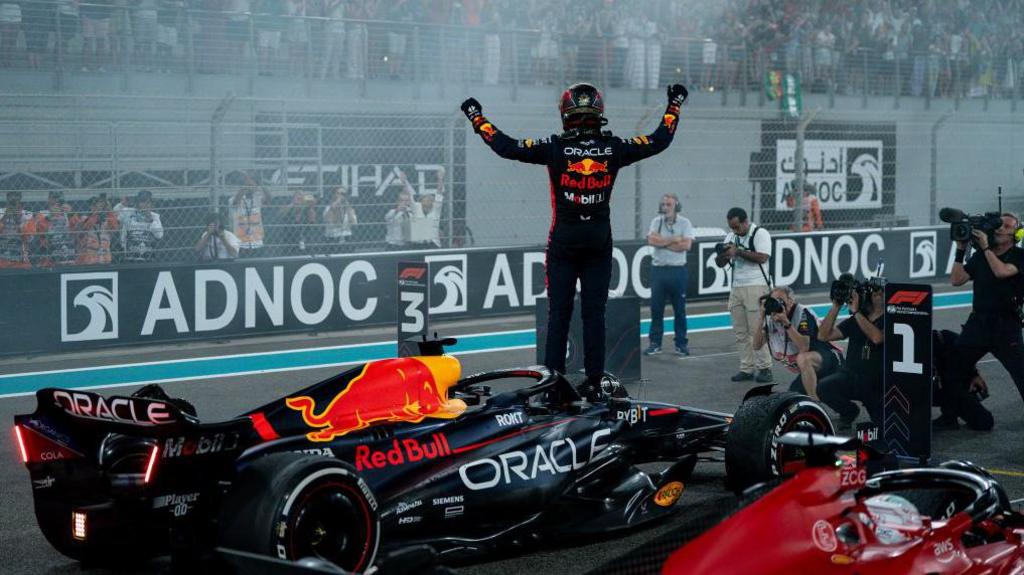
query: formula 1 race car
662 433 1024 575
13 338 833 573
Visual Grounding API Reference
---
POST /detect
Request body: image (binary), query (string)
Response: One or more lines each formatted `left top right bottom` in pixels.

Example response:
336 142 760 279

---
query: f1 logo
61 272 119 342
398 266 426 281
888 291 928 306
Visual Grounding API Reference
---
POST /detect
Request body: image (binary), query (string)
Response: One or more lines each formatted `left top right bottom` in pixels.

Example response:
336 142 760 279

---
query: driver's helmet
863 493 923 544
559 83 605 130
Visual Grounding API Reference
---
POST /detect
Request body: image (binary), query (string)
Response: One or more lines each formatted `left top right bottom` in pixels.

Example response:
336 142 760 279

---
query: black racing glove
667 84 688 107
460 97 483 122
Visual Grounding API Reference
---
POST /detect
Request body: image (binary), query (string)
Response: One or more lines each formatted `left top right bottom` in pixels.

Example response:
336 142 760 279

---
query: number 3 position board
397 261 429 357
883 283 933 462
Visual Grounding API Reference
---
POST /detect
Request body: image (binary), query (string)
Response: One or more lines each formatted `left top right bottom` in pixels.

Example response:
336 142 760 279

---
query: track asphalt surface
1 297 1022 574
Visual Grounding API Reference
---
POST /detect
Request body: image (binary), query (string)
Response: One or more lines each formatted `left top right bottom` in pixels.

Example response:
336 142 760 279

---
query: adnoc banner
0 226 955 355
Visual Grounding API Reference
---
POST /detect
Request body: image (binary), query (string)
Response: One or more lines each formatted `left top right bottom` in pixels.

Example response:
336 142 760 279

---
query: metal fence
0 90 1021 270
0 2 1020 106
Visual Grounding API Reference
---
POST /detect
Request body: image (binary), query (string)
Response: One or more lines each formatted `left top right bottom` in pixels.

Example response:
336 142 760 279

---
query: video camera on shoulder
830 273 885 304
939 207 1001 246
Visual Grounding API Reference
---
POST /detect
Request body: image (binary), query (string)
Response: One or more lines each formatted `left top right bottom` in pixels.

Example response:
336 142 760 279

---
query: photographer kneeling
817 277 885 431
753 286 842 400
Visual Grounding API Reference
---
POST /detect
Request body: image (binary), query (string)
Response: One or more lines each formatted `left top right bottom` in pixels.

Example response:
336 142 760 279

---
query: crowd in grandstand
0 0 1019 98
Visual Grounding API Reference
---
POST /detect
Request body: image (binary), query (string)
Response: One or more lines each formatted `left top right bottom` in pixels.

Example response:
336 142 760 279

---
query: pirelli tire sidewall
218 453 380 573
725 392 835 492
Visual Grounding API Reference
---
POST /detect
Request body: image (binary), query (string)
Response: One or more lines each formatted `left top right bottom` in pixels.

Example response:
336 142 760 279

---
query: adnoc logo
61 272 118 342
909 231 937 278
425 254 468 314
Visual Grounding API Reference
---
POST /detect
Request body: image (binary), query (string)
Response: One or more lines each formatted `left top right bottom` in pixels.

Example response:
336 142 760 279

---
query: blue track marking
0 291 973 398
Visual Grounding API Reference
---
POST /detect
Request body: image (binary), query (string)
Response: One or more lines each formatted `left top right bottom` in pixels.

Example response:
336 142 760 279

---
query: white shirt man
644 193 695 355
715 207 773 382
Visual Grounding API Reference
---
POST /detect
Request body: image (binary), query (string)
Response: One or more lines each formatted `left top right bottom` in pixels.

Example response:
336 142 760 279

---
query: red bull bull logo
566 158 609 176
479 122 497 141
286 356 467 442
663 113 677 129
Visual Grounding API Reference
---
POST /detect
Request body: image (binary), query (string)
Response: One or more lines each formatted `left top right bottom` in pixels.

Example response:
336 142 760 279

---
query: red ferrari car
663 433 1024 575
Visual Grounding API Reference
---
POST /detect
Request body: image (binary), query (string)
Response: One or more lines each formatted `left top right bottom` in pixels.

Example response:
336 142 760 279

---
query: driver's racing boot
133 383 198 417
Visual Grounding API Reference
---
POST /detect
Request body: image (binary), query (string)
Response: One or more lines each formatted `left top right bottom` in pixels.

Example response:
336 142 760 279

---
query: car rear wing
13 387 250 467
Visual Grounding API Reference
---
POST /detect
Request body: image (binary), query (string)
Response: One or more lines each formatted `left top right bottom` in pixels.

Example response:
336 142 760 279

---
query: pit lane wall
1 226 955 356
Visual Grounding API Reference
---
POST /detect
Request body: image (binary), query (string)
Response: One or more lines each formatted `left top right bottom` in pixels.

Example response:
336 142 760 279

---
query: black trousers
815 368 882 423
944 313 1024 423
544 245 612 377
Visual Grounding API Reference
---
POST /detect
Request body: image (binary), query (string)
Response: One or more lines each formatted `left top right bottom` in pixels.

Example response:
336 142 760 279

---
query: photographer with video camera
753 285 843 399
939 208 1024 429
715 207 774 382
817 274 886 430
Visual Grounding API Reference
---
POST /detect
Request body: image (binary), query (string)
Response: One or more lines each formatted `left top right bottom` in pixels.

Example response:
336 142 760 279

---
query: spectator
74 195 119 265
715 207 774 383
224 0 252 64
345 0 367 80
286 189 319 253
480 1 501 85
785 182 824 232
319 0 344 80
230 175 271 257
114 190 164 262
284 0 307 77
194 212 239 261
408 168 444 249
35 190 79 267
384 190 413 250
0 191 36 269
56 0 81 63
156 0 183 73
322 185 357 250
0 1 21 68
384 0 411 79
644 193 694 357
134 0 160 71
22 0 54 70
255 0 284 75
81 0 114 72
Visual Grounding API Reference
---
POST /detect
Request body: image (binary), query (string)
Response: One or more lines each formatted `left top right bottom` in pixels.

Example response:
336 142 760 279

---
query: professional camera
714 242 734 256
939 207 1002 245
830 273 885 304
762 295 785 315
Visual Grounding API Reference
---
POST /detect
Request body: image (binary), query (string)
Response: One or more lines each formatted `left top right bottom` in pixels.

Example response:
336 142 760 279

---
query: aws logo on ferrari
458 429 611 491
566 158 608 176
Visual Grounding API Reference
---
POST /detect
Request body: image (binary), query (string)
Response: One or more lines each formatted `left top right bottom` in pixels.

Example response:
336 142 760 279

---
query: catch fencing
0 93 1022 269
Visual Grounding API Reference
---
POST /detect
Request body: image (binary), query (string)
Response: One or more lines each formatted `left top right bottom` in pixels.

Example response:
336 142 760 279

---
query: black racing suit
469 107 680 377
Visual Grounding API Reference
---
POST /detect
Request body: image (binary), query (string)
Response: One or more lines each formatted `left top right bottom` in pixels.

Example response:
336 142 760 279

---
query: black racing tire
724 392 834 492
218 454 380 573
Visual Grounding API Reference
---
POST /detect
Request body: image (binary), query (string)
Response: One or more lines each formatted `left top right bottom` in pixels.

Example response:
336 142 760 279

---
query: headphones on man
658 193 681 215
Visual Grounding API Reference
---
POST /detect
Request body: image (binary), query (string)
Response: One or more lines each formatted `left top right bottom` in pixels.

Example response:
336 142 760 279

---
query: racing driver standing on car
460 82 687 397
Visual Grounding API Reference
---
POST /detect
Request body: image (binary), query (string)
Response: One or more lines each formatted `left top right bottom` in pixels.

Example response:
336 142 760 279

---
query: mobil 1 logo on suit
883 283 932 462
61 272 119 342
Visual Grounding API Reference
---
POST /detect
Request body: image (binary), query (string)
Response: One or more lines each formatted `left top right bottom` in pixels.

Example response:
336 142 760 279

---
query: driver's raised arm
461 97 551 165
